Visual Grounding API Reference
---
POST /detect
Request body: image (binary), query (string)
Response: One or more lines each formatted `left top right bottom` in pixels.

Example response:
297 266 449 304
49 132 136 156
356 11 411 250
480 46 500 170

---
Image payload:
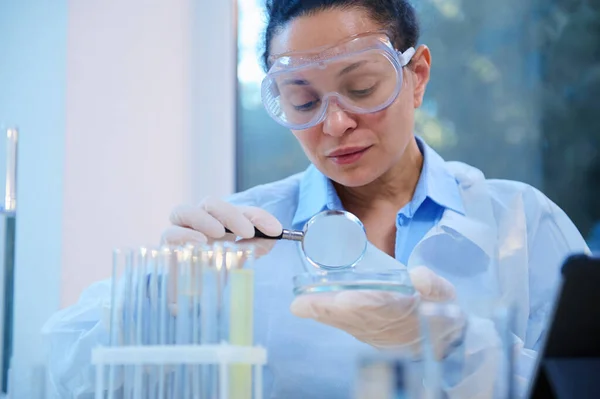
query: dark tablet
527 254 600 399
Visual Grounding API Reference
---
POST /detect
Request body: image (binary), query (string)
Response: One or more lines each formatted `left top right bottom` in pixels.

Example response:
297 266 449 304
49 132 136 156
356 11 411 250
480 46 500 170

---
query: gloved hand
162 197 282 314
162 196 283 257
290 266 465 354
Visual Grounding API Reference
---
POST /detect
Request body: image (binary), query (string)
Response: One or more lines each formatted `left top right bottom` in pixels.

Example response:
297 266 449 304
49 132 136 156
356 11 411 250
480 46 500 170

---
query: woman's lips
327 146 372 165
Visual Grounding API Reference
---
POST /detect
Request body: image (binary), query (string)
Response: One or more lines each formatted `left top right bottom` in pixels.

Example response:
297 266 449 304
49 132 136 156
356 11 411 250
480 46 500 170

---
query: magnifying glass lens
302 211 367 269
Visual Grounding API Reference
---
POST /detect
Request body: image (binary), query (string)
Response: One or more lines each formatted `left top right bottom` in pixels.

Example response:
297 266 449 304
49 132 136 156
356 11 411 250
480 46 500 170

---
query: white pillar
61 0 195 307
189 0 237 201
61 0 238 308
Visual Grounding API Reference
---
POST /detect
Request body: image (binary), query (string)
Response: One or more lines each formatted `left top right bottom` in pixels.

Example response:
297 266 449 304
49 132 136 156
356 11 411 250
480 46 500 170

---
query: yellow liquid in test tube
229 268 254 399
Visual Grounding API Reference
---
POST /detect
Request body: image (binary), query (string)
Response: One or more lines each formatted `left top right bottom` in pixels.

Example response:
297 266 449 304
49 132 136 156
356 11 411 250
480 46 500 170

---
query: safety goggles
261 32 415 130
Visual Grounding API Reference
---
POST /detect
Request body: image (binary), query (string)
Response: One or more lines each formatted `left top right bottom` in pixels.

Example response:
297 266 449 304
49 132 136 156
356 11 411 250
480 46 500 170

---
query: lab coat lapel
444 161 529 337
408 161 500 302
409 160 530 337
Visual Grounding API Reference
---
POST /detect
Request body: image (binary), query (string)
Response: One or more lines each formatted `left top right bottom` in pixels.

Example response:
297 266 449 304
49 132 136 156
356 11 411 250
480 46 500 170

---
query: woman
44 0 589 397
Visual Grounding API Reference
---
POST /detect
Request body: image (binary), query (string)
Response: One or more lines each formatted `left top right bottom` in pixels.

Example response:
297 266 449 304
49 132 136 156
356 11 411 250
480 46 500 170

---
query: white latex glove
162 196 283 257
290 266 463 353
162 197 282 314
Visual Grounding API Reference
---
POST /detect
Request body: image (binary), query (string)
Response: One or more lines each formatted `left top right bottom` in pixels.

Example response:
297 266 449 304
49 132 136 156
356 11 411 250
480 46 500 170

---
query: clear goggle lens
261 35 414 130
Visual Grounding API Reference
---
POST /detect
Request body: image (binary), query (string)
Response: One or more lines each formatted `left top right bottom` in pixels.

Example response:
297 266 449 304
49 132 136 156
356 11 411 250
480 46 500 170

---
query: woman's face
269 8 431 188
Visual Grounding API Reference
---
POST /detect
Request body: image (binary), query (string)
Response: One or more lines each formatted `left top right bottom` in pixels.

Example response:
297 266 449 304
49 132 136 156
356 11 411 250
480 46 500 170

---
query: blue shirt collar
292 136 465 228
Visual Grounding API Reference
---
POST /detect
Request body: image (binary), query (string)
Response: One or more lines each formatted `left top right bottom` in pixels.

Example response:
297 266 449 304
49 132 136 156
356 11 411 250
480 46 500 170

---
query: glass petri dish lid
293 269 415 296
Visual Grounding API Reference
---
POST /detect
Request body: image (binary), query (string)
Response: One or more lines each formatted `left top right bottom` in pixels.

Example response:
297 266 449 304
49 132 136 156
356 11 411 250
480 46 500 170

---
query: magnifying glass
226 210 368 270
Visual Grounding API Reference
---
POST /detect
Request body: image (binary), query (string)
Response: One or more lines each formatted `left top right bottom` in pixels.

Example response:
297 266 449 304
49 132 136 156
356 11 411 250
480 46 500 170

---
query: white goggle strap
397 47 416 67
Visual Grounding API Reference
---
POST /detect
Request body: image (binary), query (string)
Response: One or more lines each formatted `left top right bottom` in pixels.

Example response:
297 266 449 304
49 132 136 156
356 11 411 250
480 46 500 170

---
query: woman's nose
322 102 358 137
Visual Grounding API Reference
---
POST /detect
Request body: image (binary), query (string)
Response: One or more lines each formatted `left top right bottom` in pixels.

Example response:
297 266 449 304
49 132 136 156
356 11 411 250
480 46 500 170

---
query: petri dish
293 270 416 296
290 210 415 296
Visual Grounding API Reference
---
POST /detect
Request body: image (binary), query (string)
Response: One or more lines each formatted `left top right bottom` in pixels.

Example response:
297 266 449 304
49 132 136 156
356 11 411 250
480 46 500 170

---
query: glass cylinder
355 351 423 399
0 126 17 395
418 299 516 399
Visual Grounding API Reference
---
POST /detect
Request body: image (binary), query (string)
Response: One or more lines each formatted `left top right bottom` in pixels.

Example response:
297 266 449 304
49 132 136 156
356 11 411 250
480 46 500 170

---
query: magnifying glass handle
224 227 303 241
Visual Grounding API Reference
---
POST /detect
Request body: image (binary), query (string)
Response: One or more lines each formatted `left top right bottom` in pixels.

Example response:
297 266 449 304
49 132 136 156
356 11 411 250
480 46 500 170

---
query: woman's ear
409 45 431 108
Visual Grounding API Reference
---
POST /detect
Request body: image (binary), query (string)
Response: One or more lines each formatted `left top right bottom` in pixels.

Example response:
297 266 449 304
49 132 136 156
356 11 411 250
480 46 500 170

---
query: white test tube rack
92 344 267 399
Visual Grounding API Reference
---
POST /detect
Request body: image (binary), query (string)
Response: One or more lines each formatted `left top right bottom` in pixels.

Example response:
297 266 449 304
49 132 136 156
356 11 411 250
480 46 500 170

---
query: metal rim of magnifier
301 209 368 271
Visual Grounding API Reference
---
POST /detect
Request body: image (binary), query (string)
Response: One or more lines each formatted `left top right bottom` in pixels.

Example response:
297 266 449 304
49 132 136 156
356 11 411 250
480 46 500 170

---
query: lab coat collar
444 161 499 259
411 161 498 266
416 137 465 217
292 136 465 228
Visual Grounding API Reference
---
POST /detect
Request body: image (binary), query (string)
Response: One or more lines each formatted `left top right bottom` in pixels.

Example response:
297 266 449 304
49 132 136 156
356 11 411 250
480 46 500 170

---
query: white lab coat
42 160 590 398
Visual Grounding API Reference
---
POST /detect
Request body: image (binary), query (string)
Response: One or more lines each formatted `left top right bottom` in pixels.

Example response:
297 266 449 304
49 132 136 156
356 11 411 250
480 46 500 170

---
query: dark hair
262 0 420 71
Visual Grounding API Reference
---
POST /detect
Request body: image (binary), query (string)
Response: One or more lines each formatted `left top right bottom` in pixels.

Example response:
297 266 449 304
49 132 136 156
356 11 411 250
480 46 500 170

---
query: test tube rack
95 242 263 398
92 344 266 399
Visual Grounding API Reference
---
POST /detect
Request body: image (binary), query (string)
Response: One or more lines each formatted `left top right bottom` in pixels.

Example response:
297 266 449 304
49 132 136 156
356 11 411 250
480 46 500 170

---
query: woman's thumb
409 266 456 301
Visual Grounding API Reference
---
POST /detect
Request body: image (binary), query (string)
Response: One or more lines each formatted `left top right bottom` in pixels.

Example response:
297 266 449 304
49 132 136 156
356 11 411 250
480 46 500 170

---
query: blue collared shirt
293 136 465 265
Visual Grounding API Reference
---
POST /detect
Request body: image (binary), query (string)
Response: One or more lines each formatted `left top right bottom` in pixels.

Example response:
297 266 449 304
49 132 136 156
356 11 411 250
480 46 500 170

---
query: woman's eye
293 100 320 111
350 86 376 97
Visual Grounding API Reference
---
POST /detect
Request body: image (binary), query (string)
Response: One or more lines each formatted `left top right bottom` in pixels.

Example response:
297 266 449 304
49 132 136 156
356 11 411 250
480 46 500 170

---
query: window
236 0 308 191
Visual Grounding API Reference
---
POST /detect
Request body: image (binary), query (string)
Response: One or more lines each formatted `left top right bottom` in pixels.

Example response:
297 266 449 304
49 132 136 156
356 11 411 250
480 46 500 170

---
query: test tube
144 247 161 399
202 243 223 399
190 245 208 398
145 248 162 399
227 244 255 399
133 248 148 398
118 248 136 398
108 248 133 399
158 245 177 397
174 246 192 398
